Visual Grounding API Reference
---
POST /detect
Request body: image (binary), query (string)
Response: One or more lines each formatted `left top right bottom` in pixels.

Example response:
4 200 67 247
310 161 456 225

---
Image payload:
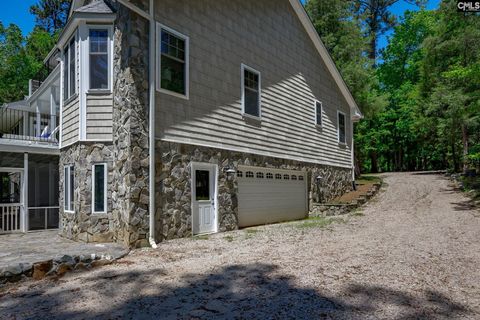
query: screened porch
0 152 59 234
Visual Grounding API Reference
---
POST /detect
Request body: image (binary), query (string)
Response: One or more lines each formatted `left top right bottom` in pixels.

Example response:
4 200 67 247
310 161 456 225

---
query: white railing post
23 153 29 232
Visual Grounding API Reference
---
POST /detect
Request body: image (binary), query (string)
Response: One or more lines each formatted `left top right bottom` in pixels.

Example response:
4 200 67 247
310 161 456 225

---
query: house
0 0 362 247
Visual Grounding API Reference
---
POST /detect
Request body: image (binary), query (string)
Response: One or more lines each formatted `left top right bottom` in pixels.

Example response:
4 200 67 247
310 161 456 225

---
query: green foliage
29 0 70 35
0 1 66 105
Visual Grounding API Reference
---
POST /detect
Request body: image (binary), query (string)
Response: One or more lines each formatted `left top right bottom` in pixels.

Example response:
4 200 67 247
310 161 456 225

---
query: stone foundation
155 141 353 242
59 143 116 243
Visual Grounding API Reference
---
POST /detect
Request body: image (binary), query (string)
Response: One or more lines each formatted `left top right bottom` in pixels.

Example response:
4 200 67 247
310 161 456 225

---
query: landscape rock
32 261 53 280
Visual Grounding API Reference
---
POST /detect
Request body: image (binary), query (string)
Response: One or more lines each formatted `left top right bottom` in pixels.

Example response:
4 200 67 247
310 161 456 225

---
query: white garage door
237 166 308 228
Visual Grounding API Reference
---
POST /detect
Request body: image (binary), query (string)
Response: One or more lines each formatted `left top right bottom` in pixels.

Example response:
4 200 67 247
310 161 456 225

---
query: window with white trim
315 101 322 126
157 24 189 97
89 29 109 90
338 111 346 144
63 37 76 100
242 65 261 118
64 165 74 212
92 163 107 213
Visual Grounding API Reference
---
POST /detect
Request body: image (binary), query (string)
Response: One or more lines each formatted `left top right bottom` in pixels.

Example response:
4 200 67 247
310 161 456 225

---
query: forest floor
1 172 479 319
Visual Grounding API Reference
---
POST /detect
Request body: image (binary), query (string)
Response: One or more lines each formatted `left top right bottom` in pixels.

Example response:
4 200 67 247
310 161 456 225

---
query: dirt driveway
1 173 479 319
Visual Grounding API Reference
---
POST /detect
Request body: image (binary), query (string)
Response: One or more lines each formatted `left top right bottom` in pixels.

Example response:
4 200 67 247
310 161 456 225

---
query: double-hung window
92 164 107 213
63 37 76 100
338 111 346 144
157 24 189 97
315 101 323 127
64 165 74 212
89 29 109 90
242 64 261 118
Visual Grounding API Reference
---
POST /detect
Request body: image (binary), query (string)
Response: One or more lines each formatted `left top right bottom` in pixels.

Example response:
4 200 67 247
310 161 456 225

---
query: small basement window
92 164 107 213
315 101 323 127
64 165 74 212
242 64 261 118
157 24 189 97
338 111 346 144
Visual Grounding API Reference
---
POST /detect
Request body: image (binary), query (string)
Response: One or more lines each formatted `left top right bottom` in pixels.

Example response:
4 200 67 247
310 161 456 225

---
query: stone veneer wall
155 141 352 242
111 2 151 248
59 143 115 242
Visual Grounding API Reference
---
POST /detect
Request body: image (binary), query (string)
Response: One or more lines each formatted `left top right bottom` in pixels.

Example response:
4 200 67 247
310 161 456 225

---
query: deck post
22 152 28 232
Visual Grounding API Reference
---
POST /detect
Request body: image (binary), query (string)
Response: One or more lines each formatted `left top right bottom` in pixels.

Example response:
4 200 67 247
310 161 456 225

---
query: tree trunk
369 31 377 67
370 151 379 173
462 124 469 174
452 140 459 173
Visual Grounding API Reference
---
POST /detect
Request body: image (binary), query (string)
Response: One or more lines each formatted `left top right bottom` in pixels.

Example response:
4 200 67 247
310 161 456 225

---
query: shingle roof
75 0 114 14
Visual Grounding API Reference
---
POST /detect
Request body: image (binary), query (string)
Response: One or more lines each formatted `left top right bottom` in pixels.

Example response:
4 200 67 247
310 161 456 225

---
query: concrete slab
0 230 128 276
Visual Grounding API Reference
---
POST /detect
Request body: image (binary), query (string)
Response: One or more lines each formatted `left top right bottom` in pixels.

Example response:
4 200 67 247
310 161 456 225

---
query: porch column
50 87 57 133
35 102 41 137
22 153 28 232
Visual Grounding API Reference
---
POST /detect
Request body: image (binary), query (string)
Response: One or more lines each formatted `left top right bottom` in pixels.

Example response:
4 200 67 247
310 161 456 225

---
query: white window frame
63 34 77 101
337 110 347 145
64 165 74 213
92 163 108 214
314 100 323 127
86 25 113 93
156 23 190 100
241 64 262 120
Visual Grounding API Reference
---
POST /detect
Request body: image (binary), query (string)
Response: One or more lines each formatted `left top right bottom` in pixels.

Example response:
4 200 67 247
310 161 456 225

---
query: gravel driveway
1 172 479 319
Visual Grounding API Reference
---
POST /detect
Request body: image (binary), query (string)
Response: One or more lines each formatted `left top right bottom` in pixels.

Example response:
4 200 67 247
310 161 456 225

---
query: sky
0 0 441 50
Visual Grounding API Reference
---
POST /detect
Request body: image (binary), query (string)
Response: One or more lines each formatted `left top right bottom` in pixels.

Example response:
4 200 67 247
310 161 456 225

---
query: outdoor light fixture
316 175 323 182
223 166 237 176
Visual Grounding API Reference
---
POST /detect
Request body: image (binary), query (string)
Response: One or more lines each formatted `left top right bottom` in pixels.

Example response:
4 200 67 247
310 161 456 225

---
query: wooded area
306 0 480 174
0 0 478 174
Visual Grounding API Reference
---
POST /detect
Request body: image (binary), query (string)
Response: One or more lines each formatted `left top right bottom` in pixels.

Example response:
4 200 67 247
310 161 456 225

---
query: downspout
148 0 157 248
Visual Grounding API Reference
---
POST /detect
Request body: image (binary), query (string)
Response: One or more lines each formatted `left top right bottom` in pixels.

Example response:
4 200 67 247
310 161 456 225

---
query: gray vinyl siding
62 97 80 146
154 0 353 168
86 93 113 140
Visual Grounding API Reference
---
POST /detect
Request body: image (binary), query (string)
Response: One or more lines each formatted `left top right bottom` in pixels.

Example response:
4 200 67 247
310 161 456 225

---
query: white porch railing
0 203 22 234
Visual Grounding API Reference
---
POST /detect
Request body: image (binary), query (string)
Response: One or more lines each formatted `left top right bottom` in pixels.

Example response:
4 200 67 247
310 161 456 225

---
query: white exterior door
237 166 308 228
192 163 217 235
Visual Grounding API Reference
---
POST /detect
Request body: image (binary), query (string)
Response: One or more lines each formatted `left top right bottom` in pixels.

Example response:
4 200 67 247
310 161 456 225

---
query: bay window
89 29 109 90
63 37 76 100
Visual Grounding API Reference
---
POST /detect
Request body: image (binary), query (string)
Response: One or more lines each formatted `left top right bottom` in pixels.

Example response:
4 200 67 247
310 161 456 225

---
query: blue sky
1 0 440 50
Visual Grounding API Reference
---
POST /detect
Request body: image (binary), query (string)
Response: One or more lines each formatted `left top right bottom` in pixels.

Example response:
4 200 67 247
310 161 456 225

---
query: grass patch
244 228 261 239
351 210 365 217
224 235 234 242
460 176 480 199
295 216 345 229
193 234 210 241
356 175 382 185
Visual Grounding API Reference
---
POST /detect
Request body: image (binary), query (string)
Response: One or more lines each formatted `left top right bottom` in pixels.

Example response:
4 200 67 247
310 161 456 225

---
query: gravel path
1 173 479 319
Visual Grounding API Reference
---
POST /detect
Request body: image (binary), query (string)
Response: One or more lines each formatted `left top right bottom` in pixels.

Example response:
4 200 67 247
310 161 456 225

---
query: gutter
148 0 157 249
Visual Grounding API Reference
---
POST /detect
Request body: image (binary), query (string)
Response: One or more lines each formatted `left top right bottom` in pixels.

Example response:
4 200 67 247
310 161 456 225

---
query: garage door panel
237 166 307 228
